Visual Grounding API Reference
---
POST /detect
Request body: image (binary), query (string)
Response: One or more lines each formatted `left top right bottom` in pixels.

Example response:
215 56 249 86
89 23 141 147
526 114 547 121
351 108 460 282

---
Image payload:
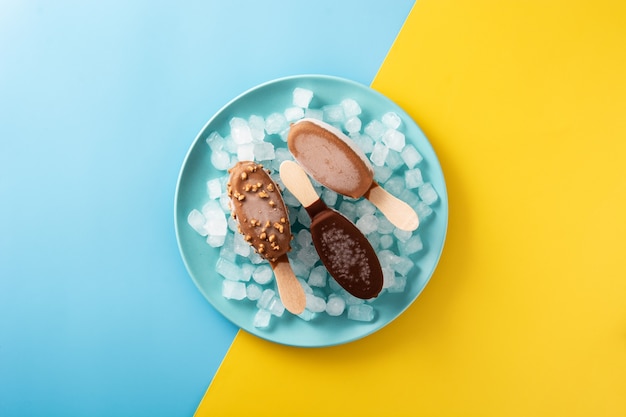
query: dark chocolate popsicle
279 160 383 299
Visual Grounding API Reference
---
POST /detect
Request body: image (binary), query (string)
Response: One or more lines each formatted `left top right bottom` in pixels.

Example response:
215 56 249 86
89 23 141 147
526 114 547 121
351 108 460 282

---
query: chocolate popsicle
227 161 306 314
287 118 419 231
279 161 383 299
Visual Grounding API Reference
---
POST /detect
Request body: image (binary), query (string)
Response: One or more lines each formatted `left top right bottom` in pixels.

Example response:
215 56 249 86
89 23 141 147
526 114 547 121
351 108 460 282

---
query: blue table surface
0 1 414 416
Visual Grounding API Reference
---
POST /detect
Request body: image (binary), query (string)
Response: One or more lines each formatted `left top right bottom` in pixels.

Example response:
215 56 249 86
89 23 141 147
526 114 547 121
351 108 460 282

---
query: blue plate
174 75 448 347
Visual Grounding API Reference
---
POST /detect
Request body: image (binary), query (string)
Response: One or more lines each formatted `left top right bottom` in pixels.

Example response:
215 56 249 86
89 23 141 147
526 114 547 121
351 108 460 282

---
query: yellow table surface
197 1 626 415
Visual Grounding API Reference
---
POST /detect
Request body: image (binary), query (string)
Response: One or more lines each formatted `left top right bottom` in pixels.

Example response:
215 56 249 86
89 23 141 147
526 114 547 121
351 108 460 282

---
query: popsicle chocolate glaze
288 118 419 231
227 161 306 315
227 161 291 262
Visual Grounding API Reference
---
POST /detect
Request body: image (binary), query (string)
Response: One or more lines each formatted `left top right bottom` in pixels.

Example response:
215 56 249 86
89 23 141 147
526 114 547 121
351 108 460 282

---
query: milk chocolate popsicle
280 161 383 299
287 118 419 231
227 161 306 314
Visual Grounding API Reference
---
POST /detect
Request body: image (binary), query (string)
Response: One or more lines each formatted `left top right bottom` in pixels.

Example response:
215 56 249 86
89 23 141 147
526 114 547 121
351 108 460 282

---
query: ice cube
210 149 232 171
230 117 253 144
253 142 275 161
233 232 251 257
187 209 207 236
206 131 225 151
344 116 362 134
364 119 385 140
385 149 405 171
325 294 346 316
248 115 266 142
418 183 438 205
355 199 376 218
305 293 326 313
322 104 345 123
292 87 314 108
378 250 399 268
379 234 394 249
400 189 420 207
219 235 237 262
284 106 304 122
340 98 362 118
338 201 357 222
387 275 407 293
347 304 375 321
382 267 396 289
304 108 324 120
223 134 237 154
341 290 364 306
415 201 433 220
400 234 423 256
202 201 228 237
382 129 405 152
217 257 246 281
384 176 405 197
356 213 379 235
227 215 238 233
394 256 414 276
265 112 288 134
253 309 272 328
219 192 231 212
297 245 319 267
370 142 389 167
246 283 263 301
404 168 424 189
350 132 374 154
367 232 381 251
256 289 276 310
282 188 301 208
381 112 402 129
373 165 393 183
298 278 314 294
237 143 255 161
239 264 253 282
296 229 312 248
206 234 226 247
321 188 338 206
221 280 247 300
248 250 265 264
297 206 311 228
328 276 342 292
401 144 423 168
393 228 413 242
290 258 310 279
376 214 395 235
308 265 327 288
206 178 223 200
297 309 316 321
267 297 285 317
252 265 273 285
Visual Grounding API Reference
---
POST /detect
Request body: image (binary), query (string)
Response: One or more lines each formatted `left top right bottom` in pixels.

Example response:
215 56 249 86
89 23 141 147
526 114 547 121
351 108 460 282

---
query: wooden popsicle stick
279 161 320 207
270 255 306 315
365 182 419 231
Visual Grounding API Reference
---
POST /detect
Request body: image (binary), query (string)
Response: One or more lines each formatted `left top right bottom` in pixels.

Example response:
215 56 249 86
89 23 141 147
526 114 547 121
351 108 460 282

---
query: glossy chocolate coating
227 161 291 262
288 118 374 198
306 199 383 299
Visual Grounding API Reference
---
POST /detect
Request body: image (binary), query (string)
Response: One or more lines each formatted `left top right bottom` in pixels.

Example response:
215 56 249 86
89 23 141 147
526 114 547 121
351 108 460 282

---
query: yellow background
197 1 626 415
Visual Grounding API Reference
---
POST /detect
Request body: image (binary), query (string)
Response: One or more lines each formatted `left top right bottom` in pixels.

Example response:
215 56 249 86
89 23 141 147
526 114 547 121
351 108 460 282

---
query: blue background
0 1 414 415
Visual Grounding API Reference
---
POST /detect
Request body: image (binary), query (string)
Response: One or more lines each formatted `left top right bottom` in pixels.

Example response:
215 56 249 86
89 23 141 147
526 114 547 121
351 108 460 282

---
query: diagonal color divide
196 1 626 416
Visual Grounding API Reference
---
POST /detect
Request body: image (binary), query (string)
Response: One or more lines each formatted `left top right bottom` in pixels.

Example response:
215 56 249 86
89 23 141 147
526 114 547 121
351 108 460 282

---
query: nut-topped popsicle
227 161 306 314
287 118 419 231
